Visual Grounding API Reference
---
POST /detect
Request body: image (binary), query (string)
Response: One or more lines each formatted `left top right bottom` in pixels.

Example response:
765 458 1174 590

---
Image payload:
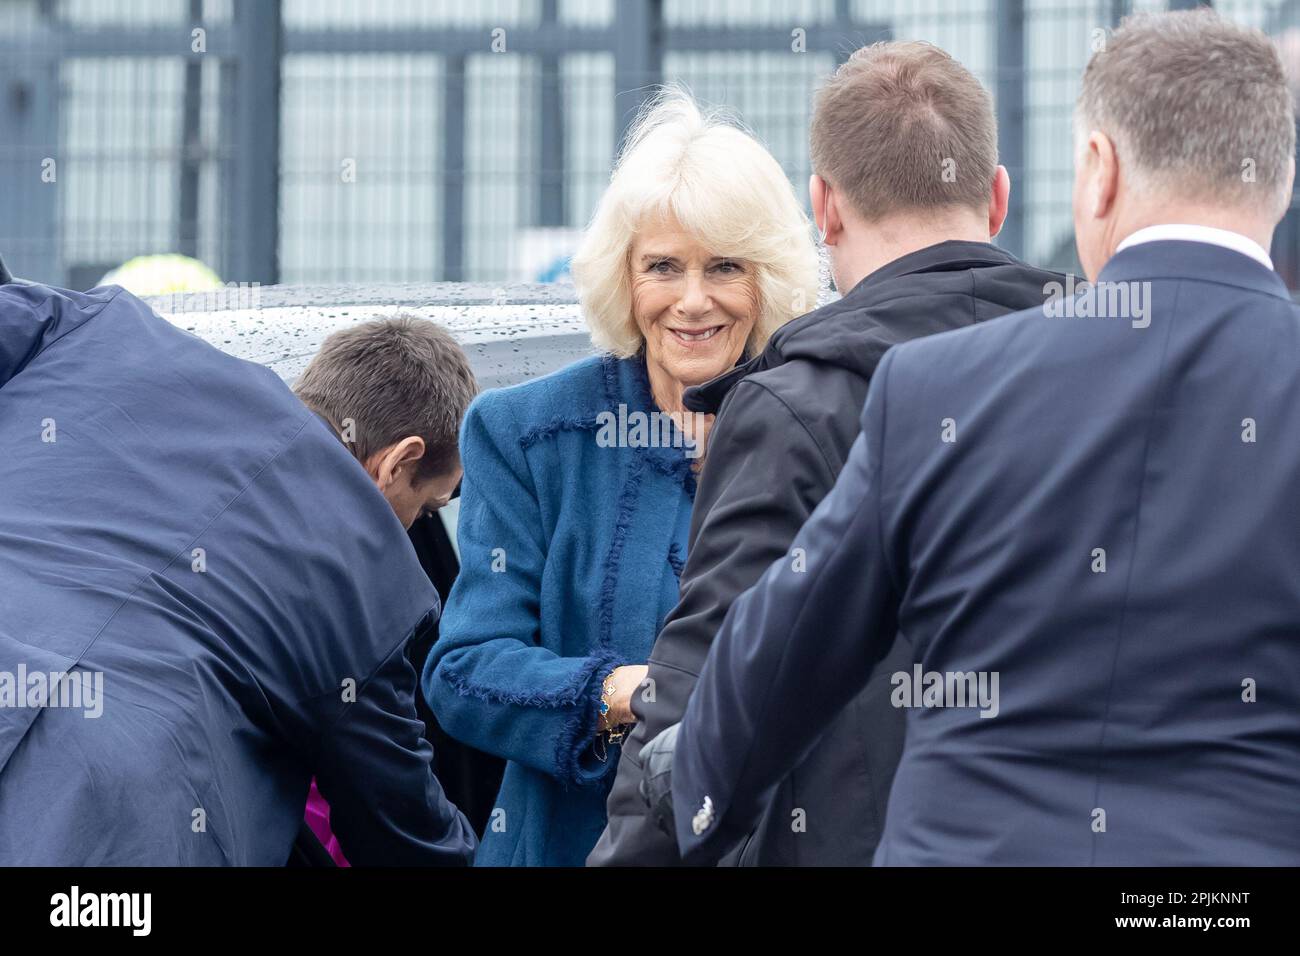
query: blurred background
2 0 1299 294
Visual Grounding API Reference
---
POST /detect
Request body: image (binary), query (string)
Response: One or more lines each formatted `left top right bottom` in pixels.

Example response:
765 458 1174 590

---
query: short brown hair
1077 9 1296 215
294 315 478 481
810 40 997 221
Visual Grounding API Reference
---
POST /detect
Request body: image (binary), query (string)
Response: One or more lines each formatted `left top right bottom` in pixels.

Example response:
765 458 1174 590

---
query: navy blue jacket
0 278 476 865
672 240 1300 866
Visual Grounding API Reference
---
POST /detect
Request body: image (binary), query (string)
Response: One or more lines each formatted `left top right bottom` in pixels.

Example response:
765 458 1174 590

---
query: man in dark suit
591 41 1062 866
666 8 1300 865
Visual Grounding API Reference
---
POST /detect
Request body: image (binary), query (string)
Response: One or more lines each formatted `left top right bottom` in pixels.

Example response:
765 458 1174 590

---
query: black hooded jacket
589 240 1063 866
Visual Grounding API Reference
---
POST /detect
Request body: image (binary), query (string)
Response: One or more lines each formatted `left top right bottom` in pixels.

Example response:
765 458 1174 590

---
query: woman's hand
600 664 650 730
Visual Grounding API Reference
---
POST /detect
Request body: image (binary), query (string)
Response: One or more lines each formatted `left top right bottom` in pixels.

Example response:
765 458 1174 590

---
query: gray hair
293 315 478 480
1076 9 1296 215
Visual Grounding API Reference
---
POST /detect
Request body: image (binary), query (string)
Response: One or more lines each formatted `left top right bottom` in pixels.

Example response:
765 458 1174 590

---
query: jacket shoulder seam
2 285 126 380
724 377 839 480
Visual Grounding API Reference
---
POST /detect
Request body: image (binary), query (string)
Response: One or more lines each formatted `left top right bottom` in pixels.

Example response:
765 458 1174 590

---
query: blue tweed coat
423 353 696 866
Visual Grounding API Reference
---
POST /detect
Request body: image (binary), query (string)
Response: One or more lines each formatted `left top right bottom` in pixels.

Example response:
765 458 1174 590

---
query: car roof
146 281 595 390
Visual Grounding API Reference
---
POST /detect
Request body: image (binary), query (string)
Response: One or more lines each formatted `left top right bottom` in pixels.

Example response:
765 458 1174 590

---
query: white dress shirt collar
1116 223 1273 270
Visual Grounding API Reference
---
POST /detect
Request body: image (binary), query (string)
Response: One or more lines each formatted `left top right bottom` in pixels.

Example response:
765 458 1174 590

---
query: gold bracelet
598 672 618 733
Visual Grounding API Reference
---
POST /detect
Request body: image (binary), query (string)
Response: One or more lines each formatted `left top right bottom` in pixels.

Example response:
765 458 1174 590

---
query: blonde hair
572 90 820 359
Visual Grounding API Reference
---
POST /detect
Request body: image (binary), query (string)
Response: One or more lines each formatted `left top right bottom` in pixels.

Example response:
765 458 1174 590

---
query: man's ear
810 173 827 240
1088 130 1120 221
809 173 843 245
367 436 426 491
1279 155 1297 225
988 164 1011 238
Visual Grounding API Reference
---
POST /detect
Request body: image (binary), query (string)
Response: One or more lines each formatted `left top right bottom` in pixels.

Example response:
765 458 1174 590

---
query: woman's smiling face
629 218 760 405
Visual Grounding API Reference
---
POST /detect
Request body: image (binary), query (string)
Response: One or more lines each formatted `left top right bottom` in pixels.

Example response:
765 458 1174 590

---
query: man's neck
1108 203 1277 263
833 215 993 294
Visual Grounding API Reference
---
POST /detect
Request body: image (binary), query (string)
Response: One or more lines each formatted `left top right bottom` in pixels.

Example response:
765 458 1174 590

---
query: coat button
691 796 715 836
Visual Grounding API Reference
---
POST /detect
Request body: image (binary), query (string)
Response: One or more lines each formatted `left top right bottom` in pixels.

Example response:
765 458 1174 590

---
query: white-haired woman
423 92 819 866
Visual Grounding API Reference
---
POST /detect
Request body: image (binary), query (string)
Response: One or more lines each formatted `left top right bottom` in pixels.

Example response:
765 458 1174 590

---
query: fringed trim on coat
553 648 624 789
597 455 644 650
437 653 595 710
515 353 698 498
667 541 685 581
517 415 601 451
644 450 697 499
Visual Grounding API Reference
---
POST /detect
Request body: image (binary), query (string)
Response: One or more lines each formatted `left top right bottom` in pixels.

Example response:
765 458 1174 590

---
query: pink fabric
304 777 351 866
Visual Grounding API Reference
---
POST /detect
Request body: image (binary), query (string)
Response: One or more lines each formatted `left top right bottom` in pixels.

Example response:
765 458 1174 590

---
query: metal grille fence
1 0 1297 291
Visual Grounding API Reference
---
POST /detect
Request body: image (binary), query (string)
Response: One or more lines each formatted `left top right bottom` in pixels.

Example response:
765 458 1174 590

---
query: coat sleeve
312 626 478 866
588 380 840 865
422 393 624 788
671 351 903 865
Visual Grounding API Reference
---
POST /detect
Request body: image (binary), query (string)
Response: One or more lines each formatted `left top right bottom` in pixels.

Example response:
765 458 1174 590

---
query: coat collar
601 350 662 418
583 353 697 496
1116 224 1273 270
838 239 1022 304
1098 239 1292 301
